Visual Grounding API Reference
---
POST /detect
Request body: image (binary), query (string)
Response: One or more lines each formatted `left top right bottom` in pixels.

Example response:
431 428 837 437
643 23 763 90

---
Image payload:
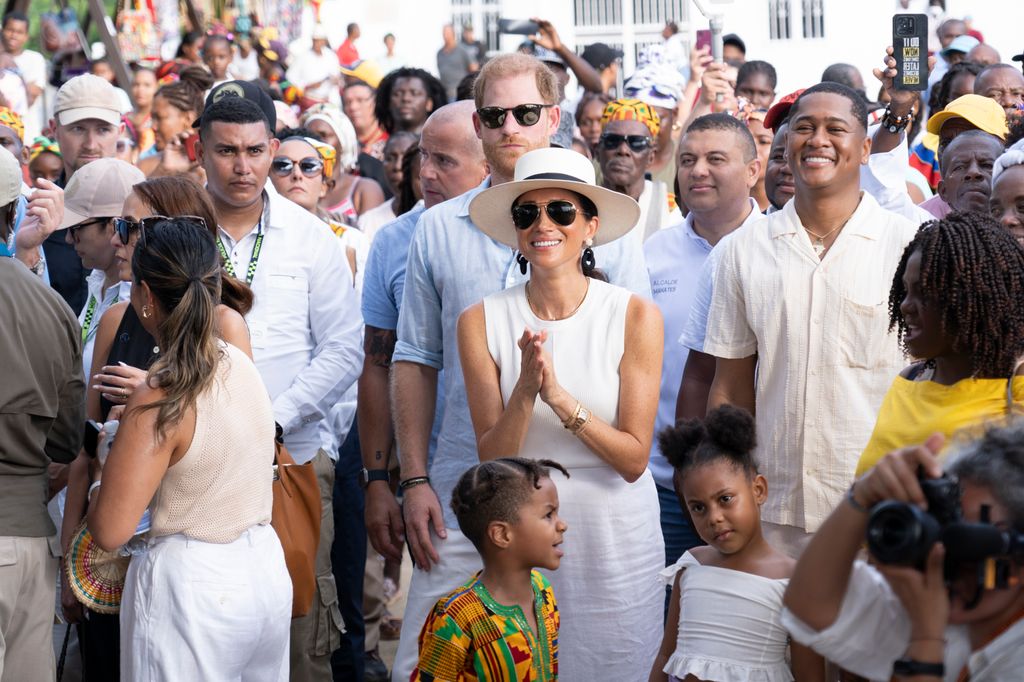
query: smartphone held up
892 13 929 91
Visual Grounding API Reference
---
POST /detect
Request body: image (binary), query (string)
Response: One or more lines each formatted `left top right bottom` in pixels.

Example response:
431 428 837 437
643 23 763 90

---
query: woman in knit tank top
457 148 666 682
86 218 290 680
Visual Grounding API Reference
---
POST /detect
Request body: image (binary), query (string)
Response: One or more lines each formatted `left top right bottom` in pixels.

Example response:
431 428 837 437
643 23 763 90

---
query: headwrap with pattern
29 136 61 162
0 107 24 142
600 98 661 138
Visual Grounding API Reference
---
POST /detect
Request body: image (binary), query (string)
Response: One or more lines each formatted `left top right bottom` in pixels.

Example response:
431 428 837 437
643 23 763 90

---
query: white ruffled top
659 551 793 682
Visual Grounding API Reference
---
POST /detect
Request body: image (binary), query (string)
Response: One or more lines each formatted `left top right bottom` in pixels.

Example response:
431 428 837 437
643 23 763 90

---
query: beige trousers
288 450 345 681
0 535 57 682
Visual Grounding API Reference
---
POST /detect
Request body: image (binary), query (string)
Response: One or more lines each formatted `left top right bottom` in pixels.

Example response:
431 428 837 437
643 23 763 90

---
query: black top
357 153 393 200
99 305 159 420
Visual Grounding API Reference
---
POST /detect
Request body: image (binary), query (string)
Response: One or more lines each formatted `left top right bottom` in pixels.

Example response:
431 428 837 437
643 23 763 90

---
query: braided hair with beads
888 212 1024 379
451 457 570 552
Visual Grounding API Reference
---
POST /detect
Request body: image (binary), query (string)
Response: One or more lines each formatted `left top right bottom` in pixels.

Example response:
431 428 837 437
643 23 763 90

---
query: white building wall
313 0 1023 101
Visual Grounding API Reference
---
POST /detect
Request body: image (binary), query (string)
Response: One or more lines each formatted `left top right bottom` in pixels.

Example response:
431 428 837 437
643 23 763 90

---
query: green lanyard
217 218 264 285
80 291 118 344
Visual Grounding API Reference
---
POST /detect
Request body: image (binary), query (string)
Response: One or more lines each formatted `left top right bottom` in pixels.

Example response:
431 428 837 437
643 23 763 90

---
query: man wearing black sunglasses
596 98 681 243
388 53 650 680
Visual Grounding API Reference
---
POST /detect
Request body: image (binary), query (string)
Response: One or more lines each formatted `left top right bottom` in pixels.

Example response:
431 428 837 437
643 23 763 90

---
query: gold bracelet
572 409 593 436
567 407 592 435
562 401 582 429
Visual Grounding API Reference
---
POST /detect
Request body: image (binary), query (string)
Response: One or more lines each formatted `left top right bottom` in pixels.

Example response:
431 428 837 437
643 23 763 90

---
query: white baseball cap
0 146 21 207
59 158 144 228
54 74 123 127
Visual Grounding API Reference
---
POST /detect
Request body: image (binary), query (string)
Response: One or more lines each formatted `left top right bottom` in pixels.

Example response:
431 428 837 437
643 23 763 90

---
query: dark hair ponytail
658 404 759 477
131 218 222 438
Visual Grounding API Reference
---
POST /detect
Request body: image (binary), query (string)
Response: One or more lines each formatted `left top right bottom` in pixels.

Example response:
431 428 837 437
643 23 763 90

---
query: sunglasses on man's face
600 133 653 152
271 156 324 178
511 200 581 230
68 217 112 239
114 214 208 247
476 104 554 129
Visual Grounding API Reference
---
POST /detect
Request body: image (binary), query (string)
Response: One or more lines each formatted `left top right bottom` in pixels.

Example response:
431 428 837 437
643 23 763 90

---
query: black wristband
892 658 944 677
399 476 431 491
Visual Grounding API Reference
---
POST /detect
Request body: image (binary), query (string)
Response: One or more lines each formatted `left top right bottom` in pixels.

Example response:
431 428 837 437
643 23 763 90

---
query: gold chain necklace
804 222 845 258
525 279 590 321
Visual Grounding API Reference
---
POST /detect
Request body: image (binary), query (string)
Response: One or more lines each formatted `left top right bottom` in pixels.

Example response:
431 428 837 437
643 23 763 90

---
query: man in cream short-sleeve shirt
704 82 917 557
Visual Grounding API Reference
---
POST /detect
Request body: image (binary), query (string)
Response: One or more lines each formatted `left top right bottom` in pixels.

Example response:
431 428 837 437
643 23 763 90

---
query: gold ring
122 387 127 398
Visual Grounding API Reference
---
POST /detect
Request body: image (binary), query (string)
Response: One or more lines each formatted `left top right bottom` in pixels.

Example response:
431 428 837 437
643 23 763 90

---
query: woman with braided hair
856 211 1024 475
138 65 213 179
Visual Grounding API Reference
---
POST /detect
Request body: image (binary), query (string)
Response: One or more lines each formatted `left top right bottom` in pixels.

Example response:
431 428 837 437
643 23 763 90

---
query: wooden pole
85 0 134 105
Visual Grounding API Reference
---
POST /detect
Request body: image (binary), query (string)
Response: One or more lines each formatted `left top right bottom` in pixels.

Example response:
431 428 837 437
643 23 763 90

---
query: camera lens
867 501 940 566
896 17 916 36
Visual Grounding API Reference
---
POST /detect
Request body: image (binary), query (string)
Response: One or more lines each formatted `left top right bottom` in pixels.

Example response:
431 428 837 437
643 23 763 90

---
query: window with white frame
769 0 792 40
803 0 824 38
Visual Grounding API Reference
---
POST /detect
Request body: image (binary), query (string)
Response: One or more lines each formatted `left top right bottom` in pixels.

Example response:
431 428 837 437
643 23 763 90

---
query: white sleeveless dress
483 279 664 682
658 552 793 681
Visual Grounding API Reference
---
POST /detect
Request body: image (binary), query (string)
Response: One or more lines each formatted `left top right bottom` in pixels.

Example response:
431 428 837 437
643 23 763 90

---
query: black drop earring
581 247 595 272
517 253 528 275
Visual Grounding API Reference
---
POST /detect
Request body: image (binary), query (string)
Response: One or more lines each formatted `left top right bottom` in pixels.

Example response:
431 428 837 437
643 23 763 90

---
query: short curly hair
374 68 447 135
658 404 759 478
888 212 1024 378
451 457 569 553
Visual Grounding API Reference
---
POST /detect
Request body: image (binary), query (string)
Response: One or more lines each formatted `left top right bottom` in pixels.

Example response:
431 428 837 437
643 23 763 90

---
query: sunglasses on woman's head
599 133 653 152
114 214 208 247
271 156 324 177
511 200 581 230
476 104 555 129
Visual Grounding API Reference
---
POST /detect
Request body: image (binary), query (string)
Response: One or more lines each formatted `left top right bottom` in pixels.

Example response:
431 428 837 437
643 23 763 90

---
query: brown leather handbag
271 430 321 618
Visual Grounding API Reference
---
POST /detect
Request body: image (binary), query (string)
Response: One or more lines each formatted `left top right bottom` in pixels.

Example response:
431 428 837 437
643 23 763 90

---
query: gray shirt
436 44 474 102
0 256 84 537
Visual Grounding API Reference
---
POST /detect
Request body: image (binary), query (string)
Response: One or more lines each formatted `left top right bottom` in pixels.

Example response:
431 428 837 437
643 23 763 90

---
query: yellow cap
926 94 1008 138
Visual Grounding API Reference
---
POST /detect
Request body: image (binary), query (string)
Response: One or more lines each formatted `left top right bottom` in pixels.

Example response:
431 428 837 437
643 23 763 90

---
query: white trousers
120 524 292 681
391 528 481 682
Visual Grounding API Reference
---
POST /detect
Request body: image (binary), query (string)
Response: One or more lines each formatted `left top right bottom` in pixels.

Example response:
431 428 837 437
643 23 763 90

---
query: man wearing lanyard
195 81 364 681
57 159 143 380
0 146 84 681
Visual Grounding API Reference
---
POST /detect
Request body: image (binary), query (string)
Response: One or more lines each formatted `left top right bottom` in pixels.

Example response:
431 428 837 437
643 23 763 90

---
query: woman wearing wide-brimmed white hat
458 147 665 681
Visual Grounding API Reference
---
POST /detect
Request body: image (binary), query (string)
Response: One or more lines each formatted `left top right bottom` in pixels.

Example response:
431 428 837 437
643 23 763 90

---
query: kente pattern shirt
413 571 558 682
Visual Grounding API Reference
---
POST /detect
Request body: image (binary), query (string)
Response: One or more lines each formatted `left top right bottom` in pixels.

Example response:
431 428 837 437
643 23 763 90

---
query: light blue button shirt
361 202 442 466
394 179 652 529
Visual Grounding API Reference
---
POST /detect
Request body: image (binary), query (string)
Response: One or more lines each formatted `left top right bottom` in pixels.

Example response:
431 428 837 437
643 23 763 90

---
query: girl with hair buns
87 217 291 678
650 405 824 682
138 65 214 179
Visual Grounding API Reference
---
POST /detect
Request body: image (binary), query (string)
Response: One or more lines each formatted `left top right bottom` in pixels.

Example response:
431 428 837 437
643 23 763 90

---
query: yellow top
855 375 1024 476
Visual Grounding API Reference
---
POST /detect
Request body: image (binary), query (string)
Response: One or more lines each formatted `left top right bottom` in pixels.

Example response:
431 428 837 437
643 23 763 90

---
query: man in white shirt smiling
196 81 363 681
644 112 763 568
703 82 917 557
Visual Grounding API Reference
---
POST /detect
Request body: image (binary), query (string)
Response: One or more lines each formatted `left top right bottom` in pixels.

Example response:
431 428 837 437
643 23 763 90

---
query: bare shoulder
626 293 662 327
97 301 129 330
457 301 485 330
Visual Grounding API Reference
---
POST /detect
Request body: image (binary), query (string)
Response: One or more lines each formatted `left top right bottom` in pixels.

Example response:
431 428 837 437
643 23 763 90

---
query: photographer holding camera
781 423 1024 680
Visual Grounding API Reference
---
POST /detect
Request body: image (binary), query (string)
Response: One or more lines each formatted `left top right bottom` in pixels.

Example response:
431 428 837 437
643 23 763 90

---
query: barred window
803 0 825 38
769 0 792 40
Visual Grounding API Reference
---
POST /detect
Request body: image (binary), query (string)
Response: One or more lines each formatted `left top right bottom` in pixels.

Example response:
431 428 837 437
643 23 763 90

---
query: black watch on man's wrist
892 658 944 678
361 468 390 488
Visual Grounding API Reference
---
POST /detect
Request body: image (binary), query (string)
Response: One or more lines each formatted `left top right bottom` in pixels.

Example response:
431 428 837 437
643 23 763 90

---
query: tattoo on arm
367 327 397 369
375 450 384 461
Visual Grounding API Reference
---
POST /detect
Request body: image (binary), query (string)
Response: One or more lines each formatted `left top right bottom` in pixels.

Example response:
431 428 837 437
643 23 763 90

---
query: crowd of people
3 5 1024 682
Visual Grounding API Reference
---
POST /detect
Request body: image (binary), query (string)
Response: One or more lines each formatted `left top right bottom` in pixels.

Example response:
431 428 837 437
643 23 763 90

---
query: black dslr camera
866 471 1024 605
866 473 961 567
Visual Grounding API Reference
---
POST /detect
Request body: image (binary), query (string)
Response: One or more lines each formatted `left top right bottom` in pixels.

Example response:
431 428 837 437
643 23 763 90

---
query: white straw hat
469 147 640 247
